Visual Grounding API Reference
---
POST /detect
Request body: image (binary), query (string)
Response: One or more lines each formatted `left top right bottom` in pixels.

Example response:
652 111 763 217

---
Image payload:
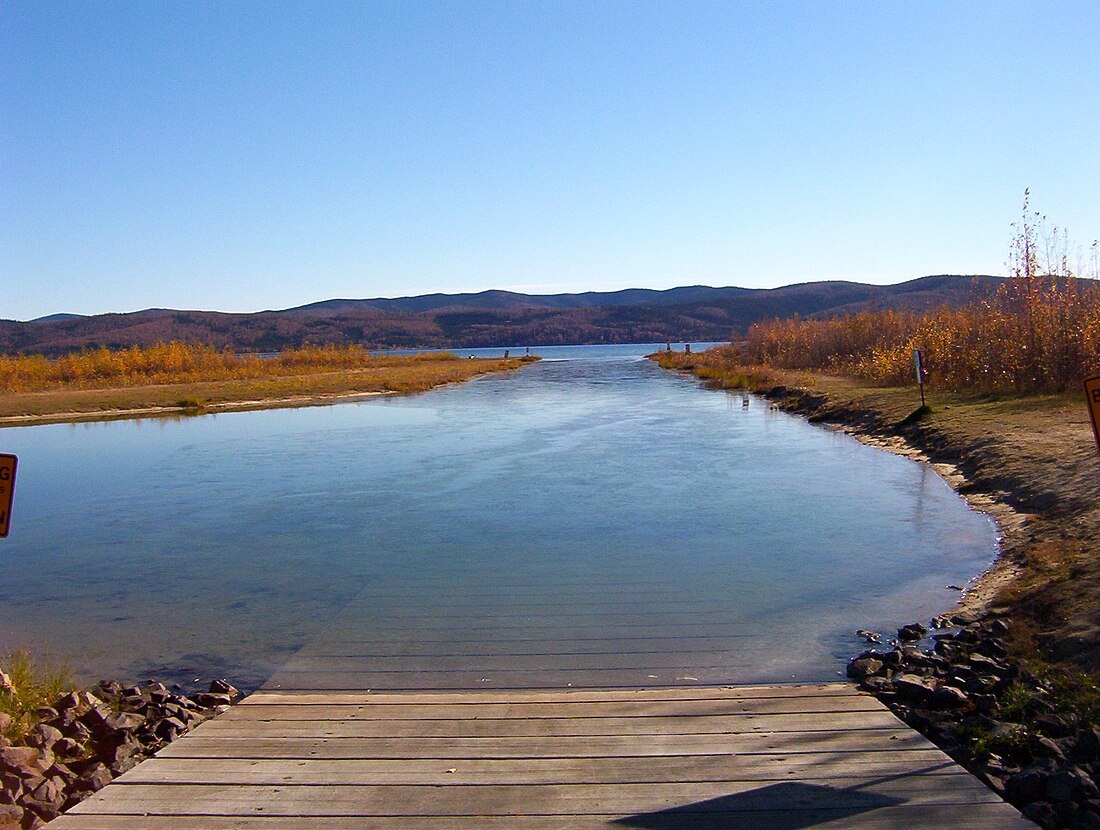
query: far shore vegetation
0 343 535 424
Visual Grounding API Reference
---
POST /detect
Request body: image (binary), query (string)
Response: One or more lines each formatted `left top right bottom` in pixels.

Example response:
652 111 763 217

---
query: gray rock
1030 735 1067 762
892 673 937 704
52 737 83 758
49 763 76 787
102 711 145 733
1006 767 1052 804
21 796 61 824
952 611 981 626
1022 800 1058 829
63 720 91 744
0 746 53 776
846 657 883 679
55 692 81 712
99 736 140 776
988 618 1010 636
24 724 63 751
75 691 104 710
968 653 1008 675
154 717 187 742
880 649 903 666
194 692 232 708
0 771 20 803
1076 729 1100 762
860 676 894 695
29 776 66 810
0 713 10 734
0 804 22 827
209 679 240 700
1048 767 1100 802
930 684 969 709
898 623 927 642
74 762 112 793
972 693 1001 716
976 637 1009 659
1034 712 1078 738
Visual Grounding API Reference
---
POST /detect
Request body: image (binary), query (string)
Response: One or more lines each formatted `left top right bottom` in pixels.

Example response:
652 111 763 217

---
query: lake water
0 344 997 692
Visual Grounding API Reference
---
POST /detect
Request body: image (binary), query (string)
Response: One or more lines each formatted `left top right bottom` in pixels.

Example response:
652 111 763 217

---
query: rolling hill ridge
3 275 1000 356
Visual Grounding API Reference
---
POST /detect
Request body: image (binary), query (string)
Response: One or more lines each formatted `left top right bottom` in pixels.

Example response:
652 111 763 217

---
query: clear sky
3 1 1098 320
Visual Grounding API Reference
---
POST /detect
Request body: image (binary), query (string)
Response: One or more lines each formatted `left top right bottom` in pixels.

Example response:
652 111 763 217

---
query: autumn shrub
741 197 1100 393
0 343 461 393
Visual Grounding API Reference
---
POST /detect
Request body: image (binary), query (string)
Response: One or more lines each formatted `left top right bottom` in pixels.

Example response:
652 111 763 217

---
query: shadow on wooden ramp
613 780 904 829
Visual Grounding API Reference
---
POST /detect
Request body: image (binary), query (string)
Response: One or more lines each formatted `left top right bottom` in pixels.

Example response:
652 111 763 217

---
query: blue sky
3 1 1098 320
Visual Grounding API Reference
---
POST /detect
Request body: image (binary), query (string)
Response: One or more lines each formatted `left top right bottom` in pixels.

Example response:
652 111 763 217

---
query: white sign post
913 350 926 407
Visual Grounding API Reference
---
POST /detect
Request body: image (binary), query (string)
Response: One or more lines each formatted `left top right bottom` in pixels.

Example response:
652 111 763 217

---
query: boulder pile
849 615 1100 830
0 678 239 829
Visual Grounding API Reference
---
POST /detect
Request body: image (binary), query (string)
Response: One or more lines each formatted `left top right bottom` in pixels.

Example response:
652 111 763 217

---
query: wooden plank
120 750 960 785
154 728 937 759
241 685 860 704
193 710 903 738
69 777 1008 816
48 803 1034 829
220 696 885 720
58 685 1031 829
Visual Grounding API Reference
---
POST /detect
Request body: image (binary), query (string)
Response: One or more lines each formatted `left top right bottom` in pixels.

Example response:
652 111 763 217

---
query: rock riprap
849 617 1100 830
0 678 239 829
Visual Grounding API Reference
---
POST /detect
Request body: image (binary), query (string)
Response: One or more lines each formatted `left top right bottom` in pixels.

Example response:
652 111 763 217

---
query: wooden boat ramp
51 682 1031 829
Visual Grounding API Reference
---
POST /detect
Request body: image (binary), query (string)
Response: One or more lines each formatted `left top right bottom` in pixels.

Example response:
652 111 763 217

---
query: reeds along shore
659 274 1100 397
0 343 463 394
744 275 1100 394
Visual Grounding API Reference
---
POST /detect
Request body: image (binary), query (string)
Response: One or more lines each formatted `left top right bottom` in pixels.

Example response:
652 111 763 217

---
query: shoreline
0 356 536 429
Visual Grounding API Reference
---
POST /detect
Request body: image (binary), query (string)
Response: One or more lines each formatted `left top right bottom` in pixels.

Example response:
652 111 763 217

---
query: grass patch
0 650 74 741
647 347 776 391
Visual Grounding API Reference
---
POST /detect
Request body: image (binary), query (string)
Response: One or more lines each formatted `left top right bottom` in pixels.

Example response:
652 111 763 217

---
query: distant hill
28 312 86 323
1 275 1001 356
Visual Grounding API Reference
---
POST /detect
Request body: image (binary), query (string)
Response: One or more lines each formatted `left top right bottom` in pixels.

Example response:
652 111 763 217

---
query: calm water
0 344 997 691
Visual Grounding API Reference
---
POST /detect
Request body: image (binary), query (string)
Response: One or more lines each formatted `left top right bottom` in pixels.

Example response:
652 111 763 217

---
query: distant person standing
685 343 691 354
504 350 509 358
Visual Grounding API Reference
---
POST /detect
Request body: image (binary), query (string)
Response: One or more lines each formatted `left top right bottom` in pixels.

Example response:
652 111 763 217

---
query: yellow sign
0 454 15 538
1086 377 1100 457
